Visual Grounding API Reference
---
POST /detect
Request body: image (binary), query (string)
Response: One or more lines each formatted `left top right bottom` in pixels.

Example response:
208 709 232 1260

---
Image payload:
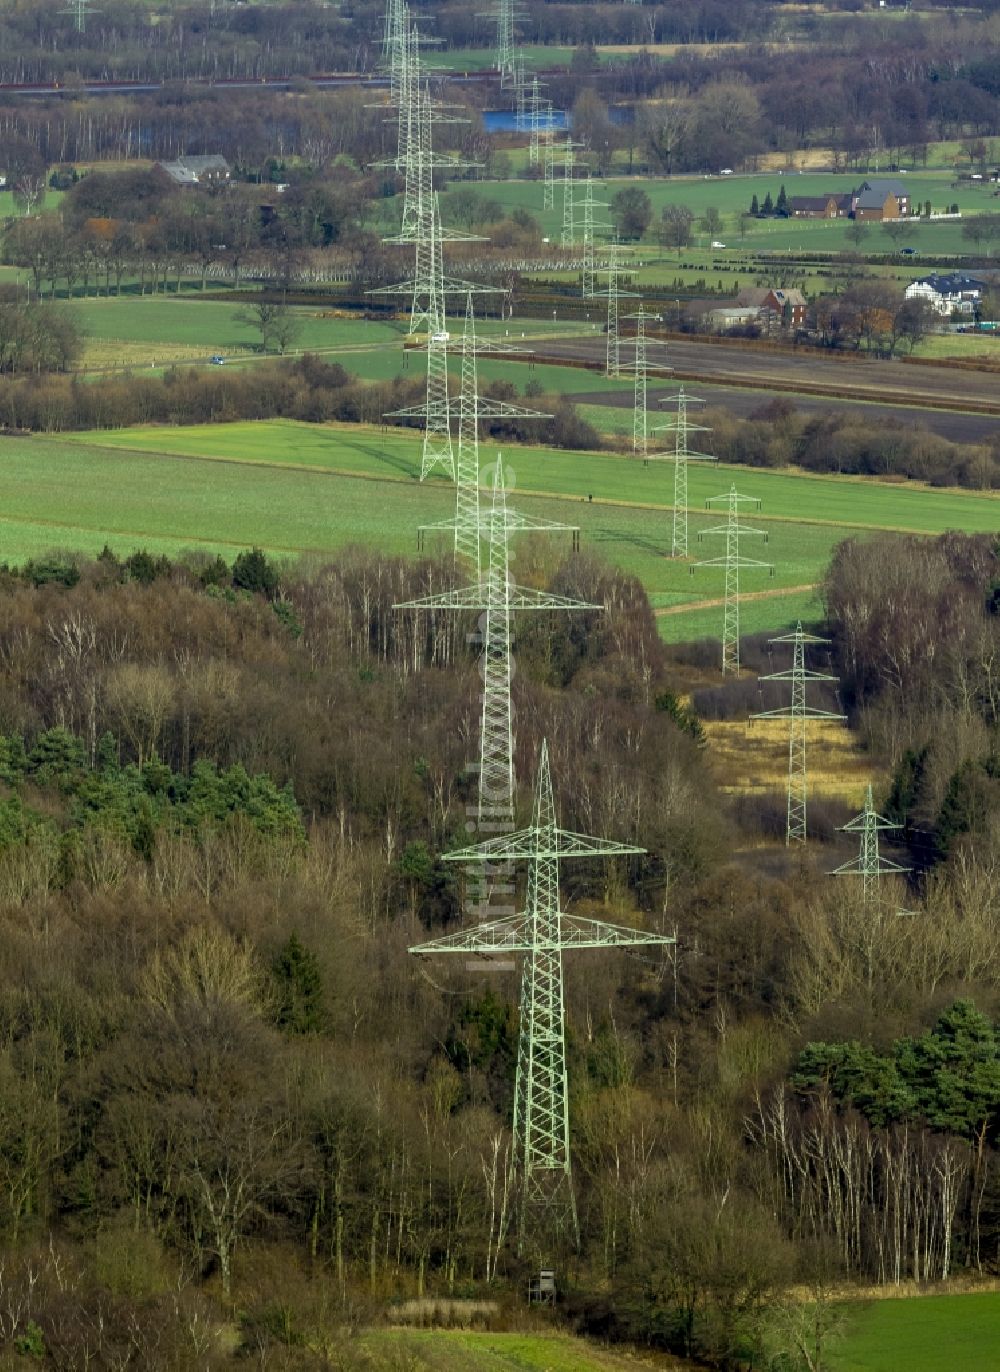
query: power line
654 388 716 559
693 486 773 675
411 740 674 1253
831 784 911 905
752 623 846 845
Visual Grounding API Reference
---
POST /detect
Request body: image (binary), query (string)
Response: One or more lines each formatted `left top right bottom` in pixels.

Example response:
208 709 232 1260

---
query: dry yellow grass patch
758 148 837 170
80 340 253 370
702 715 873 803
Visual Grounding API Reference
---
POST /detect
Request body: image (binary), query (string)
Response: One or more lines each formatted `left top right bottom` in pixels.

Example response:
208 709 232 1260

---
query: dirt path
655 583 819 616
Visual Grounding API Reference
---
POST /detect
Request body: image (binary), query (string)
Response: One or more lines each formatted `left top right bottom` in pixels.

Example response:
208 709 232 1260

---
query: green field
5 418 989 643
831 1292 1000 1372
441 171 998 257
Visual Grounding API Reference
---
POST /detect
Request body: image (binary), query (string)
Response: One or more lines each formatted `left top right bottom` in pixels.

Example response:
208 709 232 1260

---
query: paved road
539 335 1000 416
567 382 1000 446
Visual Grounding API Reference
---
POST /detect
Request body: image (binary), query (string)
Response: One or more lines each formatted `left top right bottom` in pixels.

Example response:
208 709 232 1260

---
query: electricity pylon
578 173 611 300
527 77 546 165
694 487 773 675
751 623 846 845
414 294 554 574
560 137 585 248
382 0 408 97
592 242 636 378
64 0 98 30
396 460 596 829
380 196 470 479
654 388 716 559
831 785 911 905
542 108 558 211
411 740 675 1252
622 308 669 462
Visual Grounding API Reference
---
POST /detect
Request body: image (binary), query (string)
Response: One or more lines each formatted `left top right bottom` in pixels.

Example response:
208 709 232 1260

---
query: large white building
904 272 986 316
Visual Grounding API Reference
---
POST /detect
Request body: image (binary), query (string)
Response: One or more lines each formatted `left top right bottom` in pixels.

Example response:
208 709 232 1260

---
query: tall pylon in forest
752 623 846 845
623 307 668 462
410 741 675 1253
578 173 611 299
397 461 594 829
831 786 911 905
655 388 715 559
694 487 773 675
64 0 98 33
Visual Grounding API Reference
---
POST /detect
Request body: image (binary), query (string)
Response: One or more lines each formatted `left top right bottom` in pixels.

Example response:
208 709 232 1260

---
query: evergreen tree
776 184 788 216
762 191 774 216
750 193 760 217
273 933 325 1034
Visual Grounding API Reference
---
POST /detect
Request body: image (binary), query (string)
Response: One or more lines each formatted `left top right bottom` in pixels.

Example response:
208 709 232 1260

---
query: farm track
530 335 1000 420
655 583 818 617
568 382 1000 446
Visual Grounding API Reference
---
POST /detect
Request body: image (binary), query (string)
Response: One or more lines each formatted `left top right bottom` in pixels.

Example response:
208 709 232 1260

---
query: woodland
0 536 993 1367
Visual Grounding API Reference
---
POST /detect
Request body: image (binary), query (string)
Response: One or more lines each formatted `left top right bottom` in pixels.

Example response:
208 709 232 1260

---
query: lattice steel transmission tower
623 308 668 462
752 623 846 845
64 0 98 31
694 487 773 675
381 194 491 480
397 460 593 828
654 388 716 559
414 295 553 574
542 108 558 211
592 242 636 378
578 173 611 300
527 77 546 165
831 785 911 905
560 137 585 248
411 740 675 1251
479 0 522 84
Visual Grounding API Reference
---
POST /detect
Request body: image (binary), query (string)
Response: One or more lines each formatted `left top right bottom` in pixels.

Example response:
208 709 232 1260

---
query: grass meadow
830 1291 1000 1372
11 418 994 642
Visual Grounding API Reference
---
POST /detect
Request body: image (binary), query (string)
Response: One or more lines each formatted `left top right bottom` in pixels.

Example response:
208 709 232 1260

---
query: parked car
209 355 226 365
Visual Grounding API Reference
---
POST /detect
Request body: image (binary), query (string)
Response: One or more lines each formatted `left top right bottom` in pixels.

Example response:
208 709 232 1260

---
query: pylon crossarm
839 810 902 834
368 277 505 298
758 668 841 684
641 448 716 463
699 521 769 539
442 830 645 862
694 556 772 571
559 915 676 949
410 914 529 955
384 400 551 420
476 400 553 419
830 855 911 878
419 513 580 538
394 584 601 611
753 707 847 721
410 912 674 956
767 630 832 646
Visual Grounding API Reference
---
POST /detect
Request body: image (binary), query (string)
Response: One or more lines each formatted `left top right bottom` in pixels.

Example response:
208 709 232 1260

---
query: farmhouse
736 287 808 329
904 272 987 315
789 194 850 219
156 155 232 187
852 177 910 221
